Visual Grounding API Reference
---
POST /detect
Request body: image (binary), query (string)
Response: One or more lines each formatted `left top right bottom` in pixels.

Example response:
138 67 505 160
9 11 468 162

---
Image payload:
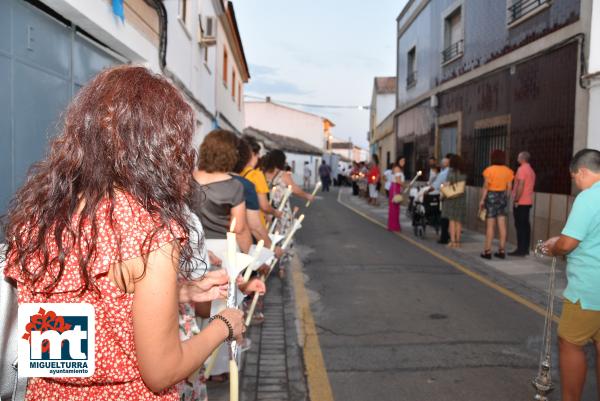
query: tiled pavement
338 187 567 310
209 260 308 401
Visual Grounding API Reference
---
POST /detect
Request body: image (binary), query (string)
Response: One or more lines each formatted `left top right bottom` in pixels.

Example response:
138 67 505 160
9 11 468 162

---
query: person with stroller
442 155 467 248
430 155 451 243
387 157 405 231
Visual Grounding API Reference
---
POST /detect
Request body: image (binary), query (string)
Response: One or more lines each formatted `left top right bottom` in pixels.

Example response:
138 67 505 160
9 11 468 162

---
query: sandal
494 249 506 259
480 250 492 259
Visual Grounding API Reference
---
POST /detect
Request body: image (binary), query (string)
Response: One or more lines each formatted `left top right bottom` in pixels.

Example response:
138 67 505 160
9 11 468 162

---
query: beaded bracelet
209 314 234 342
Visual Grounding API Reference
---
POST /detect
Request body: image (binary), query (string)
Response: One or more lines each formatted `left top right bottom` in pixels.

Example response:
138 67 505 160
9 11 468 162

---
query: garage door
0 0 121 225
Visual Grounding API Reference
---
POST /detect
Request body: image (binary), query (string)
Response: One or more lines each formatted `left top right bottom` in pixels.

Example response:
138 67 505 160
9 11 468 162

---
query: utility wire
244 94 370 110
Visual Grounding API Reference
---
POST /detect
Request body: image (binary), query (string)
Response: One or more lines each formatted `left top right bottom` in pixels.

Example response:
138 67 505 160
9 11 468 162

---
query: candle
243 240 264 283
268 186 293 234
305 182 322 207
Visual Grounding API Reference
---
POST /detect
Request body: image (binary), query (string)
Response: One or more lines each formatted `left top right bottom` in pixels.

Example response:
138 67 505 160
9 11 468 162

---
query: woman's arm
282 173 314 201
257 193 281 218
231 203 252 253
131 242 244 393
479 179 489 209
247 209 272 247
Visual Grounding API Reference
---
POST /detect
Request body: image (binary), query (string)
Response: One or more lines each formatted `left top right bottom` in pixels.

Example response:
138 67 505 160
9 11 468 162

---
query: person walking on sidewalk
442 155 467 248
351 162 360 196
383 163 393 198
303 161 312 190
431 155 451 244
387 157 405 231
543 149 600 401
479 149 514 259
510 151 536 256
367 155 381 206
319 160 332 192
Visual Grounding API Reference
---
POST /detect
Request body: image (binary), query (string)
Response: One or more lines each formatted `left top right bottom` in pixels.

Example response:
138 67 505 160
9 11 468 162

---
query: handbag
440 180 465 199
1 246 28 401
478 208 487 221
392 194 403 204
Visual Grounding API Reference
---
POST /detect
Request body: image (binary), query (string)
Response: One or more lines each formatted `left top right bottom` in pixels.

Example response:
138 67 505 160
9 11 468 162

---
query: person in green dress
442 155 467 248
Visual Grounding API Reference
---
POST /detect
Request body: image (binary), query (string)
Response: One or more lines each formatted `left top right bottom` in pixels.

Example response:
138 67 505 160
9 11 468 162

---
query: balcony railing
406 71 417 88
508 0 550 25
441 40 463 64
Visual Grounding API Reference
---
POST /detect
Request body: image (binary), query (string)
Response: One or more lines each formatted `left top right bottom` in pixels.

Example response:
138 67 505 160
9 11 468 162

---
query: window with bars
472 125 508 186
406 47 417 88
507 0 551 25
442 6 463 64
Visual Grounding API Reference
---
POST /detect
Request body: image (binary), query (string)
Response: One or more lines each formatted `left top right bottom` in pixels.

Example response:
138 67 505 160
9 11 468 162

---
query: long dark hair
262 149 286 172
5 66 197 294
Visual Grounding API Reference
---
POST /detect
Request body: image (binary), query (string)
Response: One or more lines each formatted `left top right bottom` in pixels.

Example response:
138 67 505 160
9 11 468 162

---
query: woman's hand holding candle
237 277 267 296
178 269 229 303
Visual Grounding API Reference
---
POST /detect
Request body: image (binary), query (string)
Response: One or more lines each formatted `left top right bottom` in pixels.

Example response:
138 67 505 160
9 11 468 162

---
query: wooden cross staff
245 215 305 327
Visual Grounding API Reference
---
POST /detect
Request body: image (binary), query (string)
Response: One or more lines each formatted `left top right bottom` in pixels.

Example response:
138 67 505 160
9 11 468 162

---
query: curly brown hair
198 129 240 173
4 65 200 294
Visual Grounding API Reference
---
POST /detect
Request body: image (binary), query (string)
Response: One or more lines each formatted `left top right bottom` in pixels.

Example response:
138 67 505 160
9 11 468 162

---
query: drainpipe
143 0 215 122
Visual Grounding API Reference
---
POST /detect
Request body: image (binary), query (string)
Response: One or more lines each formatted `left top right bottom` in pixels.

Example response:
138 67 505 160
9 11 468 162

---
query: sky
232 0 407 148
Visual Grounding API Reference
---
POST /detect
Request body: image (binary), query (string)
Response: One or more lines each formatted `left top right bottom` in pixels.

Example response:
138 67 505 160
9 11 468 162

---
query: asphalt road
294 189 597 401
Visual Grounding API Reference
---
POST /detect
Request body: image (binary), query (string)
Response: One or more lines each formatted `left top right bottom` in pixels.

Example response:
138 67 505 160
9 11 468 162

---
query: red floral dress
5 192 186 401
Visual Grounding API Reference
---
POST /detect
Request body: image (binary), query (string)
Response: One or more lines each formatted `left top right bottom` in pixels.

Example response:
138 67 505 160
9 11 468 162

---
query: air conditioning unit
198 15 216 46
430 94 438 108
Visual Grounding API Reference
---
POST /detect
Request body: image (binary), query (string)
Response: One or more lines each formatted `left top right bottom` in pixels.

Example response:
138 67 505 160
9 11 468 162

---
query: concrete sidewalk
208 259 308 401
338 187 566 312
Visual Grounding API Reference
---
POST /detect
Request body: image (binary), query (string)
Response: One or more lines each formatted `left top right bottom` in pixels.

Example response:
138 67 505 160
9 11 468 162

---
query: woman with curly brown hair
3 66 245 400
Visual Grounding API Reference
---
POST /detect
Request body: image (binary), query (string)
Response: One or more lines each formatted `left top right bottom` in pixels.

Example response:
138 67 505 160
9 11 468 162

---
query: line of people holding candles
355 150 537 258
2 66 317 401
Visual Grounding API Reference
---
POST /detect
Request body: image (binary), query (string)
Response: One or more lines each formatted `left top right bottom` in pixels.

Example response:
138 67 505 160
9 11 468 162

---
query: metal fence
442 40 463 64
472 125 508 186
508 0 550 24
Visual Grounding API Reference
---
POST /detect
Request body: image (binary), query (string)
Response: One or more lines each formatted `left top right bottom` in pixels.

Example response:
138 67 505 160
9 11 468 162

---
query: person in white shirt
383 164 393 198
427 157 438 186
303 161 312 189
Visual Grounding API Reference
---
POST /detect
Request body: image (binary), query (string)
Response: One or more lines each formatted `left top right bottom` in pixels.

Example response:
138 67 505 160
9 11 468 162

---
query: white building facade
243 127 323 187
245 99 334 151
587 0 600 149
368 77 397 170
0 0 250 220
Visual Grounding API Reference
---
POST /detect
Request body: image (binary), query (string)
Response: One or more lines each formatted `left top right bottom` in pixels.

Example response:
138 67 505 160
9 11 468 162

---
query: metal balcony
441 40 463 64
508 0 550 24
406 71 417 88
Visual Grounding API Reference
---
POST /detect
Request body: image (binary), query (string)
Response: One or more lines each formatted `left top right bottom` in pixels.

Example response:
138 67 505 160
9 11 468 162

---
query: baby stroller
406 186 419 218
412 186 441 238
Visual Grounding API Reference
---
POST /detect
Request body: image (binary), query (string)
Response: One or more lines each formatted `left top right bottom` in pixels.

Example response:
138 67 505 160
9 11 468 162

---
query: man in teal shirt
544 149 600 401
